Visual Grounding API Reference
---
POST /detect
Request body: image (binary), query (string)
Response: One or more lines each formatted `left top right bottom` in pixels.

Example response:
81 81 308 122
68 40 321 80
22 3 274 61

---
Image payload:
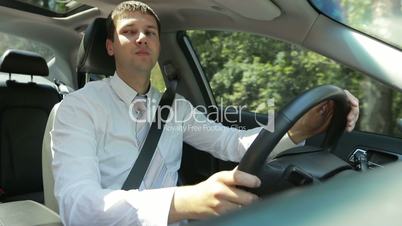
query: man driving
51 1 359 225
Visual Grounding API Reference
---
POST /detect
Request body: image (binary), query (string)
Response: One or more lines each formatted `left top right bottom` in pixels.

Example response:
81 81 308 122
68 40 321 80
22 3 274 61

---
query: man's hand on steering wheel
344 89 359 132
288 89 359 144
169 167 261 222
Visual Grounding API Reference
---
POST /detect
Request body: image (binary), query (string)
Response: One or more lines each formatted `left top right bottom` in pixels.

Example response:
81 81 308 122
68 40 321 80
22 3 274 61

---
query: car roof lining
76 0 316 43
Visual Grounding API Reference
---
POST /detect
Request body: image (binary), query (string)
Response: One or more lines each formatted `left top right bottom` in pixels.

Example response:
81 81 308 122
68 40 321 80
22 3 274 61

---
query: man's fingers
344 89 360 132
210 199 243 215
347 107 359 123
344 89 359 107
347 106 359 131
232 168 261 188
312 101 328 113
346 110 358 132
215 185 259 206
214 168 261 188
312 100 334 117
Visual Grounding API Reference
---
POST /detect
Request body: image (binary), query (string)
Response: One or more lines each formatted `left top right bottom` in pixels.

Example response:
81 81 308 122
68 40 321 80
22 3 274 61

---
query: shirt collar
110 72 153 105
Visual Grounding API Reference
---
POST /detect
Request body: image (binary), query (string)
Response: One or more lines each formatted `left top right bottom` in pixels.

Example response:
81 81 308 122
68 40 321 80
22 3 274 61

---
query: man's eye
146 31 157 36
122 30 135 35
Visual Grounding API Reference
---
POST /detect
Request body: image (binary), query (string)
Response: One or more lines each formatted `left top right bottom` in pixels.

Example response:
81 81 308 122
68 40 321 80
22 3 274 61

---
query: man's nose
136 32 147 45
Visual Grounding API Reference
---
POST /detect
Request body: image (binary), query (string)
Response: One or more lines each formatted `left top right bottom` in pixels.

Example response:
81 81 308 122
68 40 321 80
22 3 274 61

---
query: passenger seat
0 49 61 203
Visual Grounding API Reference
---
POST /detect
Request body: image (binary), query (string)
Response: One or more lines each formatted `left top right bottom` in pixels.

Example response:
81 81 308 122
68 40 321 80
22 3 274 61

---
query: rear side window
0 32 54 61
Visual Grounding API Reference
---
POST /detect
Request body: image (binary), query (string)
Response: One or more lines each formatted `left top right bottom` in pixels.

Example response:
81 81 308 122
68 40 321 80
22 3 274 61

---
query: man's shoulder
68 79 110 99
79 79 110 94
60 79 112 110
55 79 113 122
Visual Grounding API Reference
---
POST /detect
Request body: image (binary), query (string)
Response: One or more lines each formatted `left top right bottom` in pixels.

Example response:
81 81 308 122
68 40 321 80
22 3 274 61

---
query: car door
178 30 402 185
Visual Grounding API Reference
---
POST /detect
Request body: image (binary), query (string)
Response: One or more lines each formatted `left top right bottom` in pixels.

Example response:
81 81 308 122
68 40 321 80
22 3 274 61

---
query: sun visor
213 0 281 21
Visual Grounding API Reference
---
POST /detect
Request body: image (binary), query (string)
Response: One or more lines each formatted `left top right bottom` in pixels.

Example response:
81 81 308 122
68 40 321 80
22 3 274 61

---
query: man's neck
116 69 150 95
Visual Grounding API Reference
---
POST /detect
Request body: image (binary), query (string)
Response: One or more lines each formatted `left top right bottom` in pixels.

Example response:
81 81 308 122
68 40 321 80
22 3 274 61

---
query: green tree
188 30 362 112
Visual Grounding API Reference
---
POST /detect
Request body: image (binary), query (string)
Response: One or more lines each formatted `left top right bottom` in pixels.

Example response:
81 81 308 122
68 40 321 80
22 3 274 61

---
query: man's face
106 11 160 76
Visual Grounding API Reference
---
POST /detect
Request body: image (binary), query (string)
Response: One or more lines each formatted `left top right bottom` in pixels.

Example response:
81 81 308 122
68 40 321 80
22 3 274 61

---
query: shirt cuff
288 131 306 147
126 187 176 226
268 133 304 160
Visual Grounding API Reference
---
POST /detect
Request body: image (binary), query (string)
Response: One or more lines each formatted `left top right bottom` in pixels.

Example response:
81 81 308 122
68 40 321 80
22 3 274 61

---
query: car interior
0 49 62 203
0 0 402 225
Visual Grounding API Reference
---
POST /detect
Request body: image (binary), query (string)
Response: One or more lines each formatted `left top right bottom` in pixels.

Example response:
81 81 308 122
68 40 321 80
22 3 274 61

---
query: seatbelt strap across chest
122 80 177 190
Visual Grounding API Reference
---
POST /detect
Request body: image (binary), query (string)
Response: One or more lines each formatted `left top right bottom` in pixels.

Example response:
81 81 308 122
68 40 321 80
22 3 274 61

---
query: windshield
310 0 402 50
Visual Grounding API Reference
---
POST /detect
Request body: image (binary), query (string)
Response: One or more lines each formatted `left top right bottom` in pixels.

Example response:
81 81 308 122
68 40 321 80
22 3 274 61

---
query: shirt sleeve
180 99 300 162
51 94 175 226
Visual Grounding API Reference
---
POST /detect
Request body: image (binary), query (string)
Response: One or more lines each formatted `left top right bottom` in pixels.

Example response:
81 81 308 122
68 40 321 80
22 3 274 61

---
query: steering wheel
238 85 351 196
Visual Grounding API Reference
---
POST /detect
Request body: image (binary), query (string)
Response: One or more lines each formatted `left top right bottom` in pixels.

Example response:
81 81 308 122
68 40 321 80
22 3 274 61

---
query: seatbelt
122 80 177 190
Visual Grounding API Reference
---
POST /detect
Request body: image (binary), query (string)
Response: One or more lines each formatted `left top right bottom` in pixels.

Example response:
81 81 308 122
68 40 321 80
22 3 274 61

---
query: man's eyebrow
146 25 158 30
119 23 134 30
119 24 158 31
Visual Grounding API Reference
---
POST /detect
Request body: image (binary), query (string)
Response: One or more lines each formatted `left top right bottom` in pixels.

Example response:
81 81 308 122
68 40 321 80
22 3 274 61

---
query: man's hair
106 1 161 41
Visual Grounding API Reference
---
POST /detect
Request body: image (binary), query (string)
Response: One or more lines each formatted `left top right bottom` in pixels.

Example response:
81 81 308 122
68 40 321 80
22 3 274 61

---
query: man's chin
136 66 154 76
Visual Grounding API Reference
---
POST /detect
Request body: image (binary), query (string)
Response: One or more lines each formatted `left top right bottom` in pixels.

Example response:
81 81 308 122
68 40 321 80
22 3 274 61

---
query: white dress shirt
51 74 298 226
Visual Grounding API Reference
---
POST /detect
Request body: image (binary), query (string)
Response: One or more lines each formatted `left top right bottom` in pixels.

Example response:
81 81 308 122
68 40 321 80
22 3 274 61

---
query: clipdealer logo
129 97 275 132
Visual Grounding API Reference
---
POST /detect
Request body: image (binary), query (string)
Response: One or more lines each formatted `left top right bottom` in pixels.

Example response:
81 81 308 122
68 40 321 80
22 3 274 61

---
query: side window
0 32 53 61
150 64 166 92
187 30 402 138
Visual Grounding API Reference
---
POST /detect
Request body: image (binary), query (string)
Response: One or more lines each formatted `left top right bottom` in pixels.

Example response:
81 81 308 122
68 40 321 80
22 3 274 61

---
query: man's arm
178 97 298 162
288 90 360 143
51 94 175 226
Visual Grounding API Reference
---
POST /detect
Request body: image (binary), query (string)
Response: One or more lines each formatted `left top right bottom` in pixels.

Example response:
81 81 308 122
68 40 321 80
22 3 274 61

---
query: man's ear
106 39 114 56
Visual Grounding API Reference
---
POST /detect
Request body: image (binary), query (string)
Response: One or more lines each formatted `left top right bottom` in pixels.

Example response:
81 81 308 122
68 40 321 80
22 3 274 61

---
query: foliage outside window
187 30 402 138
150 64 166 92
0 32 53 61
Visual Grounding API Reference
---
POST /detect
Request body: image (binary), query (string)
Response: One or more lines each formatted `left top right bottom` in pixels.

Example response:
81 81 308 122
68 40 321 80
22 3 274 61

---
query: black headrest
77 17 115 76
0 49 49 76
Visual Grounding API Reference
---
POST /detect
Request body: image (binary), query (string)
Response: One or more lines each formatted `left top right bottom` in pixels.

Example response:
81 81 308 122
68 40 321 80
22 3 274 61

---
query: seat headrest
77 17 115 76
0 49 49 76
